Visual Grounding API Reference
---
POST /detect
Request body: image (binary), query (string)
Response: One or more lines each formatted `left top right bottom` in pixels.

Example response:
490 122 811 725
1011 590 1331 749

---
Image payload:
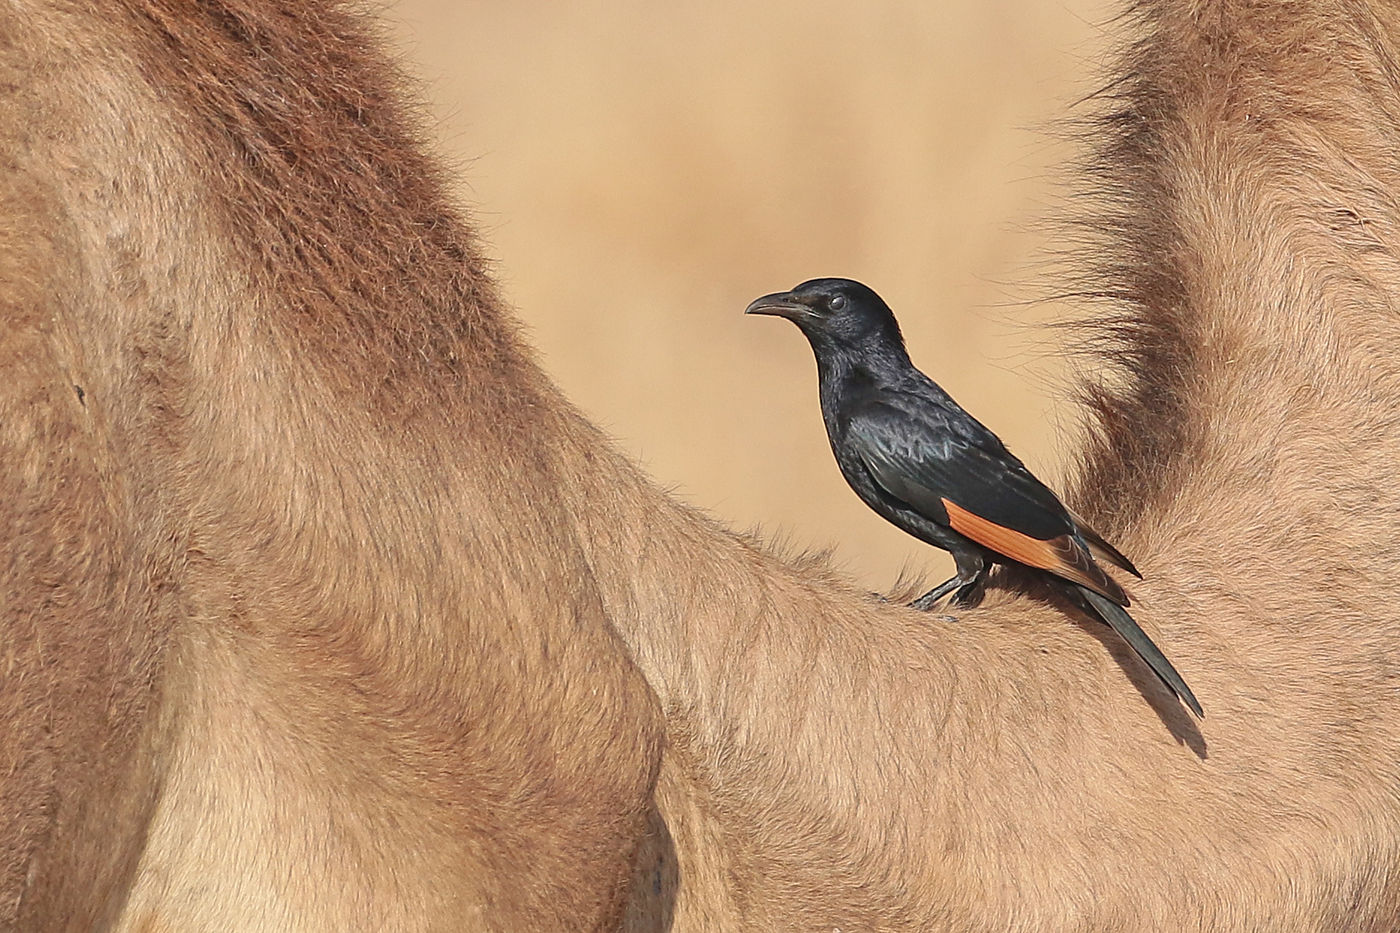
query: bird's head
745 277 906 355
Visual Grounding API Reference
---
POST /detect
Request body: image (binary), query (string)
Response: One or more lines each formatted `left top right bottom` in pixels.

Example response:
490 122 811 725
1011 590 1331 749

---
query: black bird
746 277 1202 718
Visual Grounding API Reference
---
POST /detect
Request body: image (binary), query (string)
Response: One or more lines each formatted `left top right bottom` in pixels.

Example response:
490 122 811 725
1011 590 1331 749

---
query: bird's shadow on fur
622 803 679 931
995 569 1208 758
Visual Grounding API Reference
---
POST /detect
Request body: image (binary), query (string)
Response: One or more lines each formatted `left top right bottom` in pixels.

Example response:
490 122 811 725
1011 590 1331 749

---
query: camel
3 0 1400 929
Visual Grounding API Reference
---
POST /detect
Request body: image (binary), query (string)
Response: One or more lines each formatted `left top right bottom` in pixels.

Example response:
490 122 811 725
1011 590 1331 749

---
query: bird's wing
1064 507 1142 579
846 401 1129 605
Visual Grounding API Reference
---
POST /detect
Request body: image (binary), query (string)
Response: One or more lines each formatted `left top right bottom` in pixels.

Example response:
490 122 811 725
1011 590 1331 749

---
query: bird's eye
829 294 847 311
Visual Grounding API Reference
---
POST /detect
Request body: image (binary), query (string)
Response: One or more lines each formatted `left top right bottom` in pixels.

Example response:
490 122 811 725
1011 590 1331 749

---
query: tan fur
0 1 662 929
5 0 1400 930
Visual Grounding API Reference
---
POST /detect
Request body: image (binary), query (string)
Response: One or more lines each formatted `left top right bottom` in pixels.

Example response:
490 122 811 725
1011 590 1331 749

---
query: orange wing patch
941 498 1129 605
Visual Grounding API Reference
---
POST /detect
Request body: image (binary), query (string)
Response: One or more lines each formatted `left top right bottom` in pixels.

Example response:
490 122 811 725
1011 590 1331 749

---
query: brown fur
5 0 1400 930
0 1 662 928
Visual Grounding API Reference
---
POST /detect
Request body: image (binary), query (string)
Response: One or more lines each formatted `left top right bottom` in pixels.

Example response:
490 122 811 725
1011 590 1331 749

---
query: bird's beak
744 291 816 321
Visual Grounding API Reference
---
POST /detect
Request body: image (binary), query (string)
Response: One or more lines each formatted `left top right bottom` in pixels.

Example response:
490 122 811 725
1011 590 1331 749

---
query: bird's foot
909 592 944 612
949 583 985 610
910 575 982 612
907 597 960 623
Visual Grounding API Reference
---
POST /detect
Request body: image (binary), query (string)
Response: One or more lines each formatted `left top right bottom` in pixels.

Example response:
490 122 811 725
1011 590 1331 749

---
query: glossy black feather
844 394 1072 542
1079 590 1204 719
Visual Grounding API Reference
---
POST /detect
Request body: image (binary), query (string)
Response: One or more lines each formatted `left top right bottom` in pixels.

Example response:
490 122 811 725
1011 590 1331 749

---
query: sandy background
387 1 1116 590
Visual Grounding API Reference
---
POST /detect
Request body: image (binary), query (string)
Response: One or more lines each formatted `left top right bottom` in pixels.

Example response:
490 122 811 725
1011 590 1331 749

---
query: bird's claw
908 597 959 623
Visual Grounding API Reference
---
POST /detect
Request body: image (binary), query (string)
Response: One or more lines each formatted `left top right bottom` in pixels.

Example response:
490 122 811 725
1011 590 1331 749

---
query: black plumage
747 277 1202 718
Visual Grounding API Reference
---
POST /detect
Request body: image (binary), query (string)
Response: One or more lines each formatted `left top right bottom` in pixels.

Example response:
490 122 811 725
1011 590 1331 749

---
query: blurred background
388 0 1115 590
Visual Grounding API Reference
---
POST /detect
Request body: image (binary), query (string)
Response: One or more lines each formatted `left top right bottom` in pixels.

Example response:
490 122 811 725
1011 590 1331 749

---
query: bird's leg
909 576 962 611
948 550 989 608
910 549 987 611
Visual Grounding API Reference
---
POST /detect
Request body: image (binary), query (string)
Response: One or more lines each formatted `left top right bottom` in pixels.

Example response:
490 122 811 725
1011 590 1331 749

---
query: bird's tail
1074 586 1204 718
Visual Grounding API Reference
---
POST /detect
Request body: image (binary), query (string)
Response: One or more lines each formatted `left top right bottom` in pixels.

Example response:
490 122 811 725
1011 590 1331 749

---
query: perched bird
746 277 1202 718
